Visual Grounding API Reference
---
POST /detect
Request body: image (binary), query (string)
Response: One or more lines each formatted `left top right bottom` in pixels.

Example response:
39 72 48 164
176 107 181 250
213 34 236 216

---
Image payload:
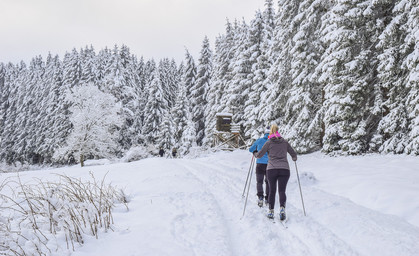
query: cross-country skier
253 124 297 221
159 147 165 157
249 126 270 207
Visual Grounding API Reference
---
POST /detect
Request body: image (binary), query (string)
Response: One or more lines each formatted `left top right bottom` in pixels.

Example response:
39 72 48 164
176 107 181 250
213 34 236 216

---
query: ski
279 219 288 229
267 216 275 224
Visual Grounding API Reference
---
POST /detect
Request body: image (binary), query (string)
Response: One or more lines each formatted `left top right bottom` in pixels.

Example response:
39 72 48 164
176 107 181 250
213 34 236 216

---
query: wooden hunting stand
213 113 246 150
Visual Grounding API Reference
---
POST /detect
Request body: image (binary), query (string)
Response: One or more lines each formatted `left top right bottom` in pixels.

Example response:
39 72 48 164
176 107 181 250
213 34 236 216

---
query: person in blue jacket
249 126 270 207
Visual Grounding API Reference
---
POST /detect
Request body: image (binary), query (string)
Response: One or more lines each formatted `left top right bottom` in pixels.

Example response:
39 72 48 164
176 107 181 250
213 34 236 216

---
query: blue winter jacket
249 133 269 164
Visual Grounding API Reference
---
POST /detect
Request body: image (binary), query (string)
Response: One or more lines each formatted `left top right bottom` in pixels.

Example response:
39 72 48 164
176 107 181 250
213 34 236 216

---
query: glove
253 150 258 157
253 150 258 153
292 157 297 161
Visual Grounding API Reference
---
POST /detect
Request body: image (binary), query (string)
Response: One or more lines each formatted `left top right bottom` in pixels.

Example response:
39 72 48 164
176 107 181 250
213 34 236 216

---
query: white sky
0 0 266 64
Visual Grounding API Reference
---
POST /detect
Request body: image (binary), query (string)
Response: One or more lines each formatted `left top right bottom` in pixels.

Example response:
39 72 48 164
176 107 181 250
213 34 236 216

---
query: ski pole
242 155 255 198
241 157 255 218
294 161 306 216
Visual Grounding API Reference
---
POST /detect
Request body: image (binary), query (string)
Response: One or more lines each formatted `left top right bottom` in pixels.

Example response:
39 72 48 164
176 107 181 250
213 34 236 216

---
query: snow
216 112 233 117
1 150 419 256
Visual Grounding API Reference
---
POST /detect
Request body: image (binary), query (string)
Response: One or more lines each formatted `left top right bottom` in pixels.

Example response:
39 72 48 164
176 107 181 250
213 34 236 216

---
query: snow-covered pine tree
142 67 169 145
192 36 212 145
11 61 33 163
184 49 197 99
62 48 81 89
41 54 69 163
259 0 302 126
32 54 55 164
172 70 189 145
281 0 330 153
173 74 197 154
254 0 276 134
95 47 112 89
0 63 20 163
53 83 123 167
403 2 419 154
131 56 147 146
243 10 271 140
103 45 139 150
158 111 175 151
120 45 142 149
203 20 235 146
370 0 410 153
0 63 5 143
158 58 179 109
135 59 157 145
79 45 96 86
180 112 197 156
315 0 381 154
221 20 250 127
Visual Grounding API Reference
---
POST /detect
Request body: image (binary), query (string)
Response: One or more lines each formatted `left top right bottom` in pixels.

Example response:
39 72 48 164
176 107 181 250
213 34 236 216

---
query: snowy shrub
0 173 128 255
122 146 150 162
183 146 213 159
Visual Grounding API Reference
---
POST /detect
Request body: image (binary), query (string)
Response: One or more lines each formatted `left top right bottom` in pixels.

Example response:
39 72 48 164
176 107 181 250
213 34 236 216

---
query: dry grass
0 172 128 255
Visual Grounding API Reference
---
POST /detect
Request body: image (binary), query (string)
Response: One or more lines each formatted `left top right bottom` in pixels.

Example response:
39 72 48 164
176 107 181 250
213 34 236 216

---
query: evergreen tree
243 10 271 140
136 59 157 144
0 63 20 163
403 1 419 154
158 111 175 150
370 0 410 153
42 54 68 163
192 36 213 145
0 63 6 152
104 45 138 150
172 76 191 145
131 56 146 146
203 21 235 146
158 58 179 109
79 45 96 86
260 0 302 126
62 48 81 88
142 68 168 144
12 61 33 162
315 0 381 154
184 49 197 98
180 112 197 156
281 0 329 153
221 20 250 127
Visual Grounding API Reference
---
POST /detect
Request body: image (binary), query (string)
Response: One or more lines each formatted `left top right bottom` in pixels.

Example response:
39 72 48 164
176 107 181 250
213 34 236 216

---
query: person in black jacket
159 147 165 157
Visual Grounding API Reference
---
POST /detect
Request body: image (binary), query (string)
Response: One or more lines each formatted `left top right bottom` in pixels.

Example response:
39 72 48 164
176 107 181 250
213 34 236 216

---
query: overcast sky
0 0 266 65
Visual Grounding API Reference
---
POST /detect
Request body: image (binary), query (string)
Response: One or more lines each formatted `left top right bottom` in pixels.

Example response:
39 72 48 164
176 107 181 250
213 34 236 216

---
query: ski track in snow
181 158 359 256
4 151 419 256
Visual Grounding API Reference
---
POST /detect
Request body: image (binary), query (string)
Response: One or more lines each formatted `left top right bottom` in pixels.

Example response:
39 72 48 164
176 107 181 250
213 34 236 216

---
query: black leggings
255 163 269 200
267 169 290 210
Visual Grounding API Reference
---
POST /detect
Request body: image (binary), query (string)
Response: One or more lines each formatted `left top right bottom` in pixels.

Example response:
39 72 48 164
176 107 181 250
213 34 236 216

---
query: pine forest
1 0 418 166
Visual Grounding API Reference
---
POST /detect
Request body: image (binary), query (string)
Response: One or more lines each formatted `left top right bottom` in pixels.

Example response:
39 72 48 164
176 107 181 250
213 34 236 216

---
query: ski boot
279 206 286 221
267 209 274 219
257 196 264 207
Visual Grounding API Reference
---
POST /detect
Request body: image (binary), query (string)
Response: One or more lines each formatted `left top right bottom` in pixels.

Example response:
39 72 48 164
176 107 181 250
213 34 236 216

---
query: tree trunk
80 154 84 167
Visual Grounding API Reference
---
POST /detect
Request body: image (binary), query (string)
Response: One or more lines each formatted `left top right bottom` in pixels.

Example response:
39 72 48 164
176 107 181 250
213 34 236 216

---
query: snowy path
3 150 419 256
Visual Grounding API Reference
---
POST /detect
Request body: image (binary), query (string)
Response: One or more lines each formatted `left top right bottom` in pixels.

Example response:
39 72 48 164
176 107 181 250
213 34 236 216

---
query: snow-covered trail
3 150 418 256
66 150 418 256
